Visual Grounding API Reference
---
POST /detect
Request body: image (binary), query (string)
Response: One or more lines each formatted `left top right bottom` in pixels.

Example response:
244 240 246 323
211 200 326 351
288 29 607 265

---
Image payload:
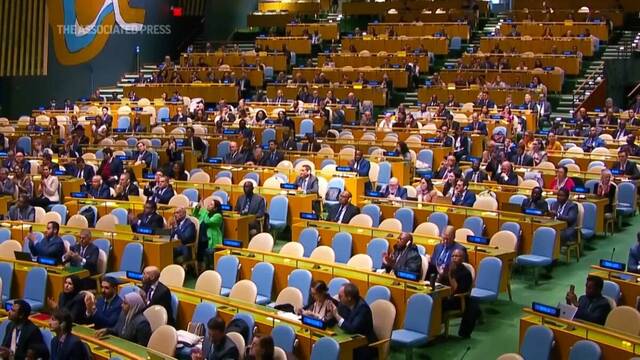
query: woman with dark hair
50 308 88 359
416 178 438 202
95 292 152 346
395 141 412 161
168 161 188 181
297 280 338 325
193 199 224 271
166 136 183 164
46 275 86 323
255 110 268 124
247 334 275 360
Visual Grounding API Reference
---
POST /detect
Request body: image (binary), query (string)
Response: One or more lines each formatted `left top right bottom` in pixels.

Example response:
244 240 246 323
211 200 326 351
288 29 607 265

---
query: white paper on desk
557 303 578 320
177 330 203 346
277 311 301 322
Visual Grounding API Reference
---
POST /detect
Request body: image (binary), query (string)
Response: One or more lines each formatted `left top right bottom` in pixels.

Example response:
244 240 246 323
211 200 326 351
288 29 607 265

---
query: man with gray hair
65 229 100 288
170 207 196 264
87 175 111 199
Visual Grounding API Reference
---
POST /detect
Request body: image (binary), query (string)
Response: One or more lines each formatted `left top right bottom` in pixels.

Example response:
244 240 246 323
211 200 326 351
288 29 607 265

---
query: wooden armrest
369 338 390 348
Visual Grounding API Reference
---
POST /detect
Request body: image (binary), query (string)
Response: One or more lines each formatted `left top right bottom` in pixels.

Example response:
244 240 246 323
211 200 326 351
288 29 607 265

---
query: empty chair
272 287 304 312
288 269 312 307
605 306 640 335
195 270 222 295
347 254 373 270
95 214 118 231
182 188 199 202
310 246 336 263
367 238 389 269
144 305 168 331
348 214 373 227
0 263 12 302
272 325 296 353
331 232 352 264
66 214 89 228
581 202 597 240
104 242 143 279
251 262 274 305
298 227 319 257
93 238 111 255
515 227 556 285
490 231 518 251
395 207 415 232
248 233 274 252
378 218 402 232
361 204 381 227
229 280 258 303
569 340 601 360
310 337 340 360
279 242 304 258
414 222 440 236
147 325 177 357
602 280 621 304
501 222 521 240
428 212 448 235
519 325 554 360
159 264 185 287
617 182 637 217
50 204 67 225
462 217 484 236
0 228 11 243
376 162 392 188
391 294 433 357
7 267 47 311
328 278 349 298
370 299 396 360
508 194 527 206
365 285 391 304
216 255 239 296
110 208 128 225
471 257 502 302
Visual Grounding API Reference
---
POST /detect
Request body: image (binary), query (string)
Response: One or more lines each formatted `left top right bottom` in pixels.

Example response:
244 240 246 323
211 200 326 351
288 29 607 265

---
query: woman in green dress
193 199 223 271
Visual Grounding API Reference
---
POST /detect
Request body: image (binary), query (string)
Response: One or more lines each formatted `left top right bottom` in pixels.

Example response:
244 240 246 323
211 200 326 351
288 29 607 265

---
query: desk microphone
611 247 616 261
460 346 471 360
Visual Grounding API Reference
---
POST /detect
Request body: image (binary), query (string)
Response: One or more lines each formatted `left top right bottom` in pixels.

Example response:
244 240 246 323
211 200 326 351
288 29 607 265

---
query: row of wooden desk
479 36 596 57
461 53 582 75
255 37 312 54
418 86 540 106
286 23 340 40
496 21 609 41
341 36 449 55
293 66 410 88
342 0 489 16
367 22 471 41
438 69 565 93
266 83 388 106
180 52 289 72
124 84 239 103
503 10 623 28
318 52 430 73
163 68 264 88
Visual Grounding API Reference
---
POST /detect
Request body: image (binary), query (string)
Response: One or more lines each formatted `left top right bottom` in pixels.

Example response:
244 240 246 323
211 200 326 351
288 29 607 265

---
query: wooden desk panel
504 10 624 28
180 52 288 72
126 84 239 103
342 37 449 55
479 37 595 56
383 11 478 25
286 23 340 40
418 86 537 106
497 22 609 41
368 22 470 41
318 53 430 73
258 1 320 14
438 69 565 92
293 67 409 88
461 53 581 75
256 37 312 54
247 12 294 28
164 68 264 87
266 84 388 106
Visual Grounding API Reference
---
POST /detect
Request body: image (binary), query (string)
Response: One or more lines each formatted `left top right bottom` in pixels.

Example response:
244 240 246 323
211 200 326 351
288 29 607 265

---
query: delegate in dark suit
510 153 534 167
51 333 87 359
464 170 488 183
469 121 488 135
496 171 518 186
327 203 360 224
114 183 140 201
234 194 266 218
132 212 165 232
1 319 47 360
172 218 197 260
66 164 95 189
430 243 469 270
295 175 319 194
202 334 240 360
628 242 640 274
612 160 640 180
520 198 549 214
381 185 408 199
350 158 371 177
149 187 175 205
452 191 476 207
87 294 123 329
66 242 99 275
29 235 65 259
97 157 124 182
337 298 377 360
384 243 422 275
260 150 284 167
87 184 111 199
144 281 175 326
551 201 578 245
133 151 153 169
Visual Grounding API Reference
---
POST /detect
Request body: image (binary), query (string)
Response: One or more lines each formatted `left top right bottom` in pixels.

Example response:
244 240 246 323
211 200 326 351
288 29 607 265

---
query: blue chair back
462 216 484 236
501 222 521 240
41 328 54 353
602 280 621 303
367 238 389 269
244 172 261 185
582 202 597 232
251 262 275 302
417 149 434 169
216 255 239 291
310 337 340 360
94 239 111 255
232 313 255 343
299 119 314 136
192 302 217 327
557 158 575 167
24 267 47 305
79 205 98 227
182 188 199 202
119 242 143 272
50 204 67 225
320 159 336 168
403 294 433 336
126 137 138 147
569 340 601 360
618 182 637 210
217 141 230 157
288 269 312 307
0 228 11 243
189 168 204 176
331 232 352 263
61 234 76 247
262 128 276 145
118 285 139 298
299 228 319 257
111 208 128 225
272 325 296 353
171 293 179 322
365 285 391 304
545 198 557 210
361 204 381 227
450 36 462 50
588 161 605 169
428 212 448 235
16 136 31 155
395 207 415 232
212 190 229 205
327 177 345 192
268 195 289 228
117 116 130 130
328 278 348 298
0 321 9 344
531 227 556 259
521 325 554 360
0 263 13 301
508 195 527 205
475 257 502 297
157 107 170 122
377 162 392 187
584 179 599 193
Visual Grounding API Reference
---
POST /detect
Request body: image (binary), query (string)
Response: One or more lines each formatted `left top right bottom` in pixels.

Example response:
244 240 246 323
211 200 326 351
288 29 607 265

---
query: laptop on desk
558 303 578 321
14 251 34 262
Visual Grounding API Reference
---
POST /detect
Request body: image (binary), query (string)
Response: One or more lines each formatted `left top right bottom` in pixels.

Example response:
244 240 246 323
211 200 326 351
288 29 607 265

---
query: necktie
147 286 154 302
335 206 345 222
473 172 478 182
80 246 85 257
302 179 308 192
10 328 20 352
78 169 83 178
243 197 251 213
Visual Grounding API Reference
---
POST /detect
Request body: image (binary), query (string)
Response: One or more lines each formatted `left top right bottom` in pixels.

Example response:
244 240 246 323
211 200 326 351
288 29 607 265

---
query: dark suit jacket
132 212 165 231
51 334 87 360
113 183 140 201
436 166 461 179
628 244 640 274
431 243 468 269
29 235 65 259
87 184 111 199
202 334 240 360
510 153 534 166
223 152 246 165
295 175 319 194
612 161 640 179
144 281 175 326
8 205 35 221
338 298 377 360
451 191 476 207
171 218 197 245
68 243 99 275
171 114 189 122
351 159 371 177
133 151 153 168
260 150 284 167
87 295 123 329
496 171 518 186
97 158 123 180
613 129 630 140
66 165 95 188
327 203 360 224
384 244 422 275
149 187 175 204
234 194 266 217
185 136 206 154
1 320 47 360
464 170 488 183
107 312 151 346
453 136 469 157
552 201 578 229
381 185 408 199
301 142 321 152
521 198 549 214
